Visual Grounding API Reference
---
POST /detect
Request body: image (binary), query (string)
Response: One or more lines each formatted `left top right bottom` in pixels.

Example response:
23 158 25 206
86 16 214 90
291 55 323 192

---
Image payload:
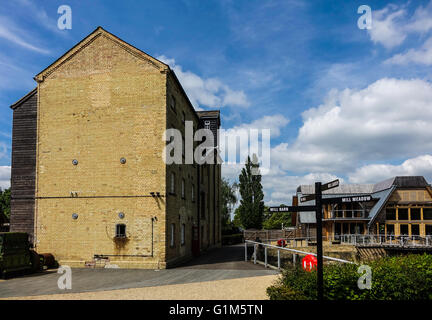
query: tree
263 204 292 230
237 154 264 229
221 178 237 232
0 188 11 223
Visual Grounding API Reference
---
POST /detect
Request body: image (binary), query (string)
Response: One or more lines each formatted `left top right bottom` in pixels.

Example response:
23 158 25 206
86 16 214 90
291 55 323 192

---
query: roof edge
10 87 37 110
34 26 169 82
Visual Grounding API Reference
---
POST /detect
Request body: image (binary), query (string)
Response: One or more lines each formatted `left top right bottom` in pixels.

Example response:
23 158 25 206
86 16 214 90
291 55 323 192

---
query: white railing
245 240 353 270
338 234 432 247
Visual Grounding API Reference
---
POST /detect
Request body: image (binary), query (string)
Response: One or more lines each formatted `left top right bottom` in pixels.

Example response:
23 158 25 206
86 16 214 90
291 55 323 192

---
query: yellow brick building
9 27 221 269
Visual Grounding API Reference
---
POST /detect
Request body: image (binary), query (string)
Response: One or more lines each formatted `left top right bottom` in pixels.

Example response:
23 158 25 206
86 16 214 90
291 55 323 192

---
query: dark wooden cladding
10 89 37 245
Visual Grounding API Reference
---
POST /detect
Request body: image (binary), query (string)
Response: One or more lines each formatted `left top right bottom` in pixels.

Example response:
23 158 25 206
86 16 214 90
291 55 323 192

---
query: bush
222 233 243 245
267 254 432 300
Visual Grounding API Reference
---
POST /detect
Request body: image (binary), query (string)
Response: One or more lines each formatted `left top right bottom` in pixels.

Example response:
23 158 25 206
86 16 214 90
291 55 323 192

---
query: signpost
322 195 372 204
271 179 341 301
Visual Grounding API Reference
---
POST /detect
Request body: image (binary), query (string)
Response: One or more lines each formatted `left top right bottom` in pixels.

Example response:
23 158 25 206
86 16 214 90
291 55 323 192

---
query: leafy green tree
0 187 11 223
263 204 291 229
221 178 237 232
237 154 264 229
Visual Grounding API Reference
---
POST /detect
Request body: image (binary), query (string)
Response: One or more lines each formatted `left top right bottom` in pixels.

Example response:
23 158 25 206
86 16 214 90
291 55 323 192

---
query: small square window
398 208 408 220
411 208 421 220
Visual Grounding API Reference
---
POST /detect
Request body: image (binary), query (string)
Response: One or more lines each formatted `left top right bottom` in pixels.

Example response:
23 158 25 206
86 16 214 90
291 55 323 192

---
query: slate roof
298 184 374 195
296 176 430 225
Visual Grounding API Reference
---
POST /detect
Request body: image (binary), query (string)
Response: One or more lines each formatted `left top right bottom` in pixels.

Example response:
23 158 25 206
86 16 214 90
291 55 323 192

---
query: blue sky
1 0 432 205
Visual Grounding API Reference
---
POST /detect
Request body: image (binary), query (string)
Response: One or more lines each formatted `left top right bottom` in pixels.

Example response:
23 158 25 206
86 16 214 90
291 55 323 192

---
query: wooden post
244 242 247 262
315 182 324 301
265 247 268 268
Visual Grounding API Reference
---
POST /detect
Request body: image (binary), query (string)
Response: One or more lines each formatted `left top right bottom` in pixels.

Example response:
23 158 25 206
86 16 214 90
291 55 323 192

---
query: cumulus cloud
0 166 10 189
223 78 432 205
369 5 407 49
270 78 432 173
263 172 343 206
157 55 250 109
385 36 432 65
349 155 432 184
225 114 289 138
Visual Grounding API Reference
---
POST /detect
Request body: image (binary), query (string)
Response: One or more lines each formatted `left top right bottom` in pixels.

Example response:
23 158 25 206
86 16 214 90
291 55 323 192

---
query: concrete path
0 244 278 299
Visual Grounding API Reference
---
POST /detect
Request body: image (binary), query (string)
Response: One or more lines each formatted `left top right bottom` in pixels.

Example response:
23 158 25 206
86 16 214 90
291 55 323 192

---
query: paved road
0 244 277 298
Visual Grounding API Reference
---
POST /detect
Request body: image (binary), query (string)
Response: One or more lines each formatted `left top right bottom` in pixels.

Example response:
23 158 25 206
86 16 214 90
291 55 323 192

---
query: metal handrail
245 240 354 268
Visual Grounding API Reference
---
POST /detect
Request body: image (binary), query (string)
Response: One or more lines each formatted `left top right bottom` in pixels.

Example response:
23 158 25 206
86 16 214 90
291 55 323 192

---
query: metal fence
245 240 353 270
338 234 432 247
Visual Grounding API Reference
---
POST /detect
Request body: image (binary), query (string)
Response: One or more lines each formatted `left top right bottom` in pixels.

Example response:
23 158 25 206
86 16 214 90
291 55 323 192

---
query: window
170 223 175 247
181 224 185 245
411 208 421 220
411 224 420 236
386 208 396 220
204 120 210 130
182 136 185 158
386 224 395 236
191 184 195 202
426 225 432 236
170 172 176 194
170 95 176 113
400 224 409 236
424 208 432 220
115 224 126 238
181 178 185 199
398 208 408 220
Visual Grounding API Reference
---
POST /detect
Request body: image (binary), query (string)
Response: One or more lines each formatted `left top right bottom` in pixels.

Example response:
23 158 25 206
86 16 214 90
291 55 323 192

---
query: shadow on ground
0 244 277 298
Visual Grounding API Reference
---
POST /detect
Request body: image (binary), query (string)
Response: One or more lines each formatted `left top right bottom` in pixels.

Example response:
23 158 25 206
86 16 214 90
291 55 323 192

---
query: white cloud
349 155 432 184
368 1 432 49
225 114 289 137
0 166 10 189
0 16 49 54
263 172 342 206
385 36 432 65
222 78 432 205
369 5 407 49
271 78 432 173
157 55 250 108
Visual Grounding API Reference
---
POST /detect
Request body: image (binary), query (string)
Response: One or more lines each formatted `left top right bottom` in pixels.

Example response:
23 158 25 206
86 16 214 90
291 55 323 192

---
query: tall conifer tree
238 154 264 229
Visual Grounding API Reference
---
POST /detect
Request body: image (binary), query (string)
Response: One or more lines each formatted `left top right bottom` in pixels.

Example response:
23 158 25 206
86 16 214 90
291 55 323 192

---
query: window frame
170 223 175 247
170 172 176 195
181 178 185 199
181 223 185 246
115 224 126 238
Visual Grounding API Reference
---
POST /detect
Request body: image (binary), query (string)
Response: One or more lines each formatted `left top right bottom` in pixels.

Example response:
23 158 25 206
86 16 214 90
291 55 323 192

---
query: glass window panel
398 208 408 220
411 208 421 220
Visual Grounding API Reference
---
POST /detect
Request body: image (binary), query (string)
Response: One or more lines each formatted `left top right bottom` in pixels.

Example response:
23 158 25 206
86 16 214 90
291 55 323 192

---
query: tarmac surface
0 244 279 299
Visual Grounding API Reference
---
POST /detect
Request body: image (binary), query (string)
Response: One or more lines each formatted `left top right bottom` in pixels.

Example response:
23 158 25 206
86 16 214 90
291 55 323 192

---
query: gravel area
3 274 279 300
